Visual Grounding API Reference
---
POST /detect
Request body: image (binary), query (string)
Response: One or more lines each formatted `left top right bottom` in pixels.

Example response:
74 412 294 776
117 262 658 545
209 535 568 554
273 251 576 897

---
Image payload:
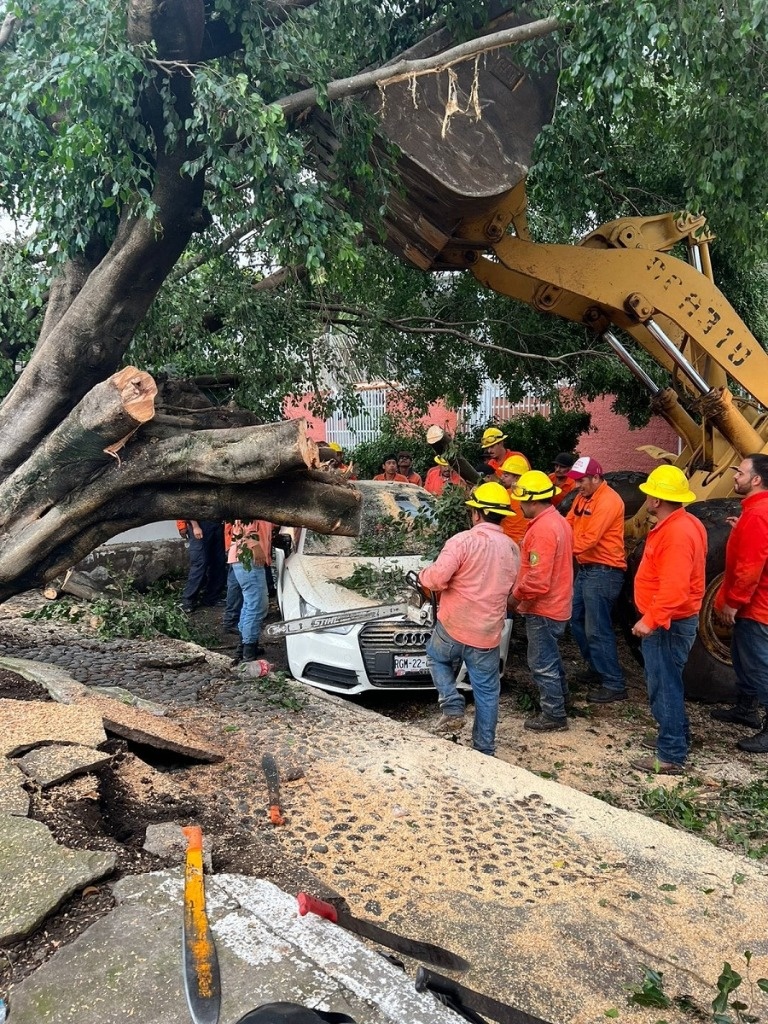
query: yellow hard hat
480 427 508 449
465 481 516 516
434 456 450 466
326 442 342 452
499 454 530 476
639 465 697 503
512 470 560 501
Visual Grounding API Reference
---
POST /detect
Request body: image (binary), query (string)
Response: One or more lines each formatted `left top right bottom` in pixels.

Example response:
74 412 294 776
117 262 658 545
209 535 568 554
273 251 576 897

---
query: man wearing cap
630 466 707 775
550 453 578 508
712 454 768 754
479 427 525 480
565 456 628 703
397 451 422 486
419 482 520 756
510 470 574 731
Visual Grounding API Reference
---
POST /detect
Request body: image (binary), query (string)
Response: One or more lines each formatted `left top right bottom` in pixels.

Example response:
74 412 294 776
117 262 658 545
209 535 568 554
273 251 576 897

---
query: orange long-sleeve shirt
566 480 627 570
513 505 574 620
714 490 768 624
634 507 707 630
501 494 529 545
549 474 576 508
487 449 526 479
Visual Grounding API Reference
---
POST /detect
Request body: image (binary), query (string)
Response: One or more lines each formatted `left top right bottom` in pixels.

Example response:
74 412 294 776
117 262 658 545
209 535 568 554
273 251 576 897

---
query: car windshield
303 481 436 556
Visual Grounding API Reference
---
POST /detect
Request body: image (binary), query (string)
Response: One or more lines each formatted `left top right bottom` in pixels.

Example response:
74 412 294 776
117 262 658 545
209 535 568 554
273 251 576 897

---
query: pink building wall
578 396 680 473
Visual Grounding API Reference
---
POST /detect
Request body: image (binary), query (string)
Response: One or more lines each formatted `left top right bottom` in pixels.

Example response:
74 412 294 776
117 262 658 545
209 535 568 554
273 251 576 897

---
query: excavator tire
620 498 740 703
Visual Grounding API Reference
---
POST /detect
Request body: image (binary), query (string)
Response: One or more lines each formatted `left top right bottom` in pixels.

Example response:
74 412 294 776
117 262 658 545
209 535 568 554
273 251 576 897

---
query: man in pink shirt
510 470 574 731
419 482 520 756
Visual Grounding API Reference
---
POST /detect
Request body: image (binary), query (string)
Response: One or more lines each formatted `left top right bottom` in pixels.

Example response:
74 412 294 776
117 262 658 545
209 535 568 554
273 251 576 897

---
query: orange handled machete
182 825 221 1024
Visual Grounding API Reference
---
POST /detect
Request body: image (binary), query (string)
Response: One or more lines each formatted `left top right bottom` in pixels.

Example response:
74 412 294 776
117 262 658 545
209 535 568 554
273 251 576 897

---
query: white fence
324 386 389 449
324 381 549 446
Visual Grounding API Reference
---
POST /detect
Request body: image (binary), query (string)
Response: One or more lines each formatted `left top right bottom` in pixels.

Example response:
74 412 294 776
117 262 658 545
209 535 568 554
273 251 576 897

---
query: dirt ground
2 598 767 1003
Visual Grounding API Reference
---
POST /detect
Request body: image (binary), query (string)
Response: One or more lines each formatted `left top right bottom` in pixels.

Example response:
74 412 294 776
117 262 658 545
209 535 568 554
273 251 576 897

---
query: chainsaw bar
261 753 285 825
265 602 431 638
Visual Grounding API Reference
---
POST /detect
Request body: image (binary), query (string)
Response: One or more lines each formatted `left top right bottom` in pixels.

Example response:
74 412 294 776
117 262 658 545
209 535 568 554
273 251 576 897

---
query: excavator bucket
312 4 557 270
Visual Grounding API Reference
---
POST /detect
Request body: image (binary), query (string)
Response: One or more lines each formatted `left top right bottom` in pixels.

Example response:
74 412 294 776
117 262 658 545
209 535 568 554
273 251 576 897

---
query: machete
182 825 222 1024
297 892 469 971
415 966 554 1024
261 752 285 825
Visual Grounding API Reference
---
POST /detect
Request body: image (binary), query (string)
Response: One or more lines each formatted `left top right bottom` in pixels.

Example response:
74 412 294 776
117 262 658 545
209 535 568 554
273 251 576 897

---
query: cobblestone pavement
3 595 768 1024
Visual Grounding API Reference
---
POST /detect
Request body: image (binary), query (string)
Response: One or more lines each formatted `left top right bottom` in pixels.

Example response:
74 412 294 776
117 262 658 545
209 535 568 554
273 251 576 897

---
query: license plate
394 655 429 676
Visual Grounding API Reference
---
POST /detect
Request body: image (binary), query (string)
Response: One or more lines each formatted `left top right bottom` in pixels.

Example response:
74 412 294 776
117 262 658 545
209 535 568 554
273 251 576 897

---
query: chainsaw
264 571 435 639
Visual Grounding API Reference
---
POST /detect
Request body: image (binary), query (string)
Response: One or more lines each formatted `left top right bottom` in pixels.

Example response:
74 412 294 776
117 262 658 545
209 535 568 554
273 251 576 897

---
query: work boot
587 686 628 704
710 698 762 729
231 641 244 666
736 715 768 754
432 715 466 735
242 643 265 662
524 713 568 732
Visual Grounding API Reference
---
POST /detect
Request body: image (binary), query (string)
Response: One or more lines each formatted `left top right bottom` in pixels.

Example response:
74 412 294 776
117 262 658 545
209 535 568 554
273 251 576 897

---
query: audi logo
393 630 431 647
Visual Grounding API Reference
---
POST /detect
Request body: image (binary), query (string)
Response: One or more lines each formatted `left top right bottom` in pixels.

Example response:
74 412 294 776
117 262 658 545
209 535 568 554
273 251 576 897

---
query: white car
274 480 511 696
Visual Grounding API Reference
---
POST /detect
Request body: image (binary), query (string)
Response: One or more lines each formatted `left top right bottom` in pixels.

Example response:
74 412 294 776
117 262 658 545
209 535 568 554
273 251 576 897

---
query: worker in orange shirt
565 456 628 703
479 427 526 479
549 453 578 508
423 457 465 495
510 470 574 732
498 454 531 545
373 454 409 482
397 451 422 486
630 466 707 774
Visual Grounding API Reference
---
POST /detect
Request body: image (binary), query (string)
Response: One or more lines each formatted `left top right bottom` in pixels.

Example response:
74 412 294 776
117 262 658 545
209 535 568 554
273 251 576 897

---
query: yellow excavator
313 6 766 700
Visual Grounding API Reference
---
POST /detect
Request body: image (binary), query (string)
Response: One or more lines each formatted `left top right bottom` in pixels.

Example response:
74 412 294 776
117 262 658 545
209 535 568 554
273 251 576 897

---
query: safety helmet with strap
480 427 507 449
512 470 560 502
465 481 517 516
638 465 697 503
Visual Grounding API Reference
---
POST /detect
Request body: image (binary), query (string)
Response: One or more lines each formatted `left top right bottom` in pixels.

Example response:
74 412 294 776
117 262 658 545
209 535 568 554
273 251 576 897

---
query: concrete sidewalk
1 633 768 1024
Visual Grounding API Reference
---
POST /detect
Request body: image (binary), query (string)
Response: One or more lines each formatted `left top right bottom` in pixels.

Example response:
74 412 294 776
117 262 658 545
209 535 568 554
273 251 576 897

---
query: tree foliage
0 0 766 429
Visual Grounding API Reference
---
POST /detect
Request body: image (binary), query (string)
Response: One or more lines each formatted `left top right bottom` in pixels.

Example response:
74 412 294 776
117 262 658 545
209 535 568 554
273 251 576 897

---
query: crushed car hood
287 555 427 611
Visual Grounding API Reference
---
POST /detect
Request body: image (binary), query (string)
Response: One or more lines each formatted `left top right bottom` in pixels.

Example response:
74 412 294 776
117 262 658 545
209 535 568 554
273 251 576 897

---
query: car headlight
299 596 355 635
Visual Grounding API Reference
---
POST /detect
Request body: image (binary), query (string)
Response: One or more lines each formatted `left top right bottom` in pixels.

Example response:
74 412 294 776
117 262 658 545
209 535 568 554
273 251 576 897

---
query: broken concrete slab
0 699 107 757
143 822 213 871
0 656 89 704
0 816 116 945
0 756 30 815
7 871 460 1024
17 743 113 788
76 693 223 763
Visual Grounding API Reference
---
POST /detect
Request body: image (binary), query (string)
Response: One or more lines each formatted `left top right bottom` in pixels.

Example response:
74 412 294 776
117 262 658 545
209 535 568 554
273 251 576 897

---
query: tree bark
0 378 361 602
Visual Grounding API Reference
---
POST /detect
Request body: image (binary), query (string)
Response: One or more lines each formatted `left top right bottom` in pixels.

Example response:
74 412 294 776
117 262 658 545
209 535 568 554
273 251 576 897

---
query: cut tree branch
275 16 560 118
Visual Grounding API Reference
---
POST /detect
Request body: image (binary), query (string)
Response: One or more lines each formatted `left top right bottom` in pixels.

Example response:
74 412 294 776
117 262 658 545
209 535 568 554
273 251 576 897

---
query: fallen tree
0 0 554 601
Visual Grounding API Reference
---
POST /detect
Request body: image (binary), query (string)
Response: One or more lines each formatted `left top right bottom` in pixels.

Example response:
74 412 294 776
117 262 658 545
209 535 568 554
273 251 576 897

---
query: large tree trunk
0 367 361 602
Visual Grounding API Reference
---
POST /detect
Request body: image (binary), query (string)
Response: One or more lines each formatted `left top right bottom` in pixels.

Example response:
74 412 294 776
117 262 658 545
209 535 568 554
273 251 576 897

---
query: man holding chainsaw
419 481 520 756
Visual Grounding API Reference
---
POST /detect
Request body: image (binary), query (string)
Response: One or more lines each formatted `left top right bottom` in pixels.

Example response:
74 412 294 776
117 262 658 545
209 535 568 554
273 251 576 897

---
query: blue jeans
224 565 243 630
182 521 226 606
426 621 501 756
641 615 698 764
232 562 269 645
525 615 568 718
570 565 625 691
731 618 768 706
